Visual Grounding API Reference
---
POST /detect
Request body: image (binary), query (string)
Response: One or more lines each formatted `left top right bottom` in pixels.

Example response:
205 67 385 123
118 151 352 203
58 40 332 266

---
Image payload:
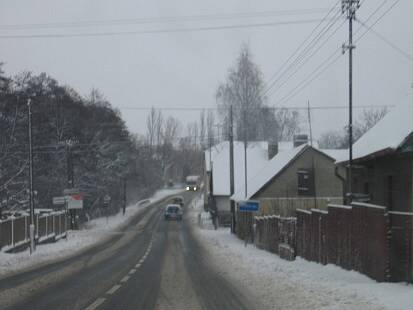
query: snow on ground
0 188 183 278
189 196 413 310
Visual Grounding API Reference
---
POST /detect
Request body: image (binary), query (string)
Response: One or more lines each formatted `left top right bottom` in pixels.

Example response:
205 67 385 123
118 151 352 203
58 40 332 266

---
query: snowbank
0 188 183 278
193 219 413 309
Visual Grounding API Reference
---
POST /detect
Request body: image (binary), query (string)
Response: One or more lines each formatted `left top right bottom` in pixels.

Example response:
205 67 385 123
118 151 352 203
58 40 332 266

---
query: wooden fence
0 211 67 252
236 200 413 283
297 203 391 282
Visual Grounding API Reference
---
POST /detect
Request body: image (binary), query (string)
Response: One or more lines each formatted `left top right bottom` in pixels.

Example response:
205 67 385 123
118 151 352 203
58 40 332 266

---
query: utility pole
122 177 127 215
342 0 360 203
307 100 313 147
243 108 248 198
229 105 235 233
27 99 35 254
63 139 76 229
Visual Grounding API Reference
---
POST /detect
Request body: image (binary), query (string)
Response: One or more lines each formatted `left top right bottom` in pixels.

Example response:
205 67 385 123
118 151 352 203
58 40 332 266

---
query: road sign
53 196 67 205
103 195 111 207
68 193 83 209
238 200 260 212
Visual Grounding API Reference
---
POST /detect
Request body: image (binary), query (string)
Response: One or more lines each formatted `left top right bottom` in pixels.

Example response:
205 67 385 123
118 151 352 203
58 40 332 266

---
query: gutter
334 165 346 203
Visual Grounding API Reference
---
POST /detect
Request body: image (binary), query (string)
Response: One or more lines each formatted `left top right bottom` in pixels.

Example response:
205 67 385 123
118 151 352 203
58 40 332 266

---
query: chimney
293 134 308 147
268 140 278 160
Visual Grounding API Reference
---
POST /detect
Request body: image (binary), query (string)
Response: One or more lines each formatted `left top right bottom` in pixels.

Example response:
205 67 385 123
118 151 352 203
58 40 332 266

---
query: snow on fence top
351 201 387 210
296 209 312 215
328 204 352 210
310 208 328 214
388 210 413 216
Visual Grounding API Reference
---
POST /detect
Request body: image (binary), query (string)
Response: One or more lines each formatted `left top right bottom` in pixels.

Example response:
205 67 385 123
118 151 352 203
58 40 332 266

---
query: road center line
120 275 130 283
135 263 141 268
84 297 106 310
129 269 137 274
106 285 121 295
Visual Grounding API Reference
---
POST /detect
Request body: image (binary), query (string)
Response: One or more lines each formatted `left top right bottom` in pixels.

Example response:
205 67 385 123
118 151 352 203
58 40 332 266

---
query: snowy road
0 193 260 310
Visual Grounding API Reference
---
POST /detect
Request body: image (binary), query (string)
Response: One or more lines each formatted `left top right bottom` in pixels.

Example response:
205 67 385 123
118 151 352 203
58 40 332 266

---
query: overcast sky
1 0 412 139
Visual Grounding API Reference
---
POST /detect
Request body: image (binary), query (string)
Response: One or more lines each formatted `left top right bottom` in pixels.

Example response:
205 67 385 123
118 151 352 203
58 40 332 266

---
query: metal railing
0 211 67 252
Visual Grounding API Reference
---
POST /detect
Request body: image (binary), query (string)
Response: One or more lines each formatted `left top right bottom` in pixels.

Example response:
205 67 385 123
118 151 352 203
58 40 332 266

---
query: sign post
238 200 260 246
238 200 260 212
103 195 111 224
63 189 83 229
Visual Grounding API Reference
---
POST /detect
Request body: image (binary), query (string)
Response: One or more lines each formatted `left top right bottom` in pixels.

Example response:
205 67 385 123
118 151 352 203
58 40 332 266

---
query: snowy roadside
0 188 183 278
188 196 413 310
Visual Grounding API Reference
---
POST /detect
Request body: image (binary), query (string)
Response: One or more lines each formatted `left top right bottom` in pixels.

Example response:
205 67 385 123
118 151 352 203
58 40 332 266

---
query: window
297 169 314 196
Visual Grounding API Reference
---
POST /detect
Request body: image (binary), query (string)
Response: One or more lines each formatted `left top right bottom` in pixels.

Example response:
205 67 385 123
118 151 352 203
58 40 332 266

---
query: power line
0 8 330 31
0 18 334 39
276 52 343 106
116 104 393 111
266 18 346 98
263 1 343 96
262 1 341 92
354 0 402 44
268 0 399 107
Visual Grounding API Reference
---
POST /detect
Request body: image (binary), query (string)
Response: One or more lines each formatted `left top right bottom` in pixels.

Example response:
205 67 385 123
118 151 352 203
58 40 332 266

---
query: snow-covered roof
344 103 413 162
278 141 294 152
231 144 307 201
231 144 343 202
211 141 268 196
204 142 227 172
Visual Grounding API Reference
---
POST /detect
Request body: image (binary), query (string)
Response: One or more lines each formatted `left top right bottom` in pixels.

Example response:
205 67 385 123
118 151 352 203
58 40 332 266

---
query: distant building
203 141 269 225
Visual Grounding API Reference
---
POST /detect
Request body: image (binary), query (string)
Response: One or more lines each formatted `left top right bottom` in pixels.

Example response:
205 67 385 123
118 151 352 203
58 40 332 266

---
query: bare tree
199 109 206 150
318 107 389 149
216 44 265 141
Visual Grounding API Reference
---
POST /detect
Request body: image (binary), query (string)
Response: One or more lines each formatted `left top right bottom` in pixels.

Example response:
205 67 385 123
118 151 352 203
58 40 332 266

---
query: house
231 143 346 215
340 103 413 212
203 141 269 224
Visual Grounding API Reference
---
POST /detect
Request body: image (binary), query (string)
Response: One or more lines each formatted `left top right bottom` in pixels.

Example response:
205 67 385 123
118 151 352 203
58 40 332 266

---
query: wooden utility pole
122 177 127 215
229 105 235 233
342 0 360 203
27 99 35 254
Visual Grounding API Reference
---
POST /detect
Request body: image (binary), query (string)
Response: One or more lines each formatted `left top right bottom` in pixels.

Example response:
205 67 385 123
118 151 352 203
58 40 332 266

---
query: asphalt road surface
0 192 260 310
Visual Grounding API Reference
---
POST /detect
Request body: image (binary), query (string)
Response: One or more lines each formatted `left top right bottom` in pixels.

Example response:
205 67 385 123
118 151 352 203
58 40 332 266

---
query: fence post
24 216 27 241
11 218 14 247
36 214 39 239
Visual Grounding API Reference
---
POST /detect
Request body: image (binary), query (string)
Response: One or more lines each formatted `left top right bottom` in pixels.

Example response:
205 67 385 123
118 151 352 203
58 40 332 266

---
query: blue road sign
239 200 260 212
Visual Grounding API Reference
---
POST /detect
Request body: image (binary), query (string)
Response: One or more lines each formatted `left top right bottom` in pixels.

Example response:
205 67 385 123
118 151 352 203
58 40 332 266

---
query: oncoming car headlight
186 186 190 190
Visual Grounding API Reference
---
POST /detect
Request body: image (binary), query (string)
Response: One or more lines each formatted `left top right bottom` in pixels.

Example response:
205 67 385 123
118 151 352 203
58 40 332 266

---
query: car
164 204 183 221
172 196 184 207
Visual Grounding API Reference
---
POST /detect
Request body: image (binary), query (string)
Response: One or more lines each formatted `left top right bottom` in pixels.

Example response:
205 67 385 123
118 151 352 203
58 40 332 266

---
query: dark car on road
172 196 184 207
164 204 183 221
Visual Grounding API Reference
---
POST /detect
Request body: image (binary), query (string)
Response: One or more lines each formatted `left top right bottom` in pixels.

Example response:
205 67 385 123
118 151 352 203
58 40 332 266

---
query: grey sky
1 0 412 139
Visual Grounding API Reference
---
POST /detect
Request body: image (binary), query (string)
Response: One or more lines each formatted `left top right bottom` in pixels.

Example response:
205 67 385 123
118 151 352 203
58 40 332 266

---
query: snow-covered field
189 196 413 310
0 188 183 278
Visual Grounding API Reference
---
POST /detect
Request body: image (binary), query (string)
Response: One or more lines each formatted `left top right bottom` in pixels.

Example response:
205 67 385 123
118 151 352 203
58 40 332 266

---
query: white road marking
84 298 106 310
106 285 121 295
129 269 137 275
120 275 130 283
135 263 141 268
